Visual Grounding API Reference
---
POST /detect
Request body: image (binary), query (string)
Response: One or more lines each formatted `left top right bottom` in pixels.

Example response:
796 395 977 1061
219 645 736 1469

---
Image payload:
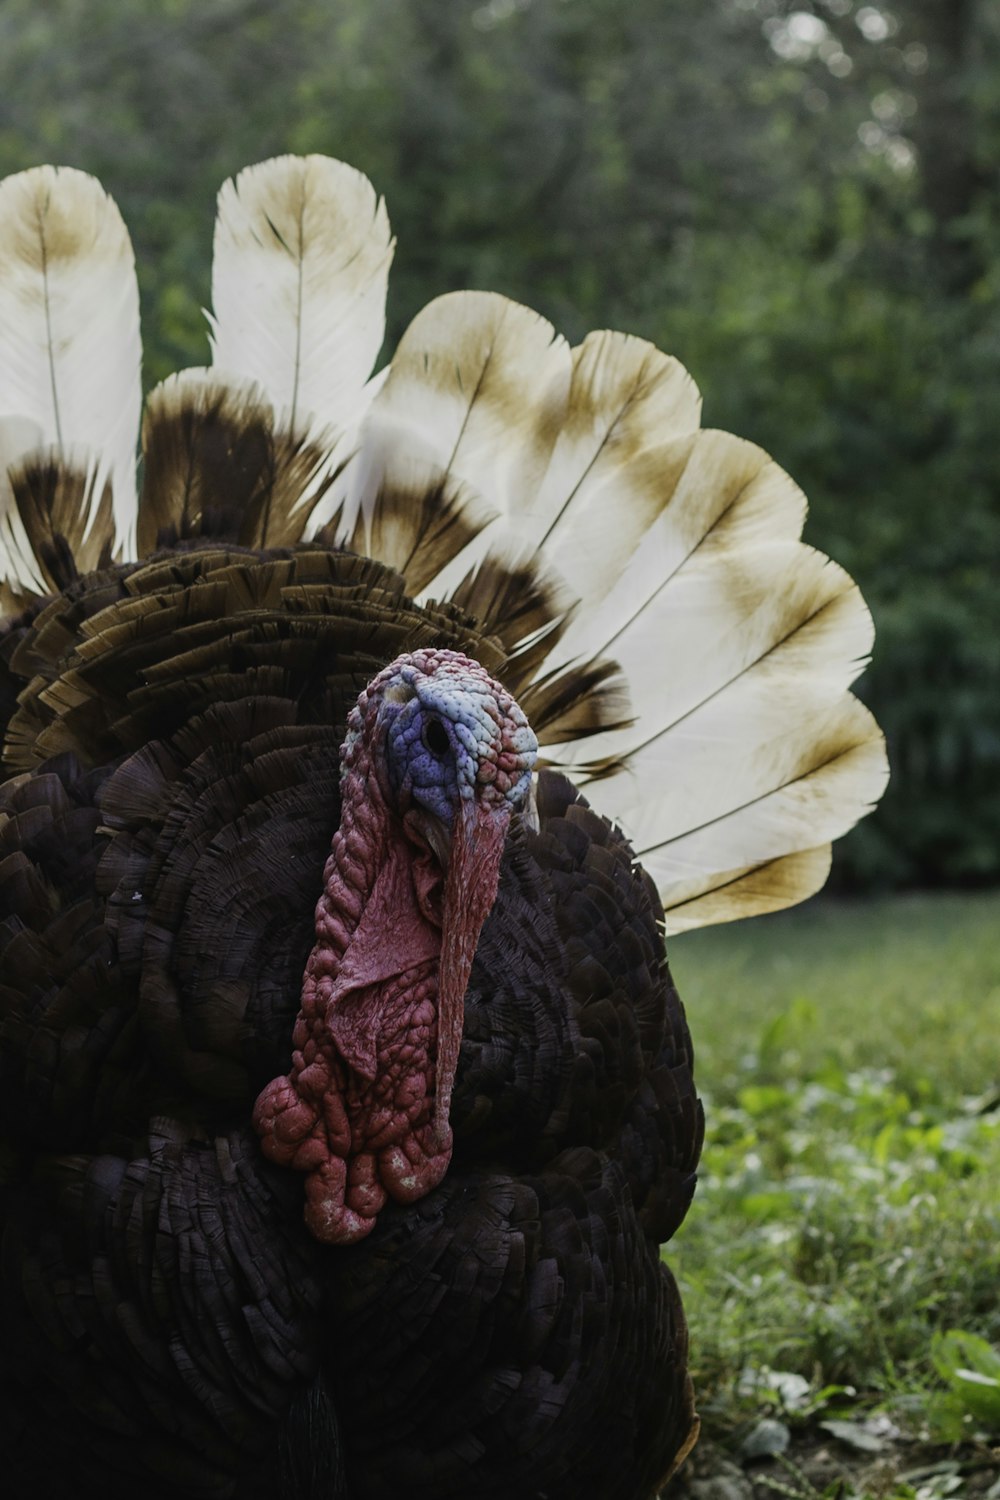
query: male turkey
0 157 887 1499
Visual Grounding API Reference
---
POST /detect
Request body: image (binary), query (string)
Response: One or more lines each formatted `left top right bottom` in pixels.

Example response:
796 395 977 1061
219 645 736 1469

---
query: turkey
0 156 887 1500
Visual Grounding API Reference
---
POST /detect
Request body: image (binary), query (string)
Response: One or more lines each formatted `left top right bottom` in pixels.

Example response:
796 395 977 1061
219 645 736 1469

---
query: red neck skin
253 734 478 1245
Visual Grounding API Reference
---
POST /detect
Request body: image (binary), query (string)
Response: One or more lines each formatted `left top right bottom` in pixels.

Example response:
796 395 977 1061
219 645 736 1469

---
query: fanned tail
0 154 888 927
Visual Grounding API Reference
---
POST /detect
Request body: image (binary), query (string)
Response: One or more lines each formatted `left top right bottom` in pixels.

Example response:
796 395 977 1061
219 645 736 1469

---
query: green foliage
671 889 1000 1100
667 892 1000 1476
928 1331 1000 1440
672 1062 1000 1401
1 0 998 885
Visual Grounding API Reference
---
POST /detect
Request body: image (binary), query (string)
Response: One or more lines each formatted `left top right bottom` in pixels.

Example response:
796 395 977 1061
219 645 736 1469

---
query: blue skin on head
384 671 536 828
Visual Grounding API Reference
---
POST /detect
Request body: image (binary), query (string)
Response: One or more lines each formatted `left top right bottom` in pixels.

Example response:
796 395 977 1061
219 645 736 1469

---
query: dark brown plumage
0 537 701 1499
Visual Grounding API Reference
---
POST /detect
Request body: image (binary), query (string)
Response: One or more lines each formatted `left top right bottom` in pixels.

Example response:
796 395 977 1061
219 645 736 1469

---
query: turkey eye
422 717 450 758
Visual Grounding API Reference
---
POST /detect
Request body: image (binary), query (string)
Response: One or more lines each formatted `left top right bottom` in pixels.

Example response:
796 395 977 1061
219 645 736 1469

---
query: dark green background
3 0 997 888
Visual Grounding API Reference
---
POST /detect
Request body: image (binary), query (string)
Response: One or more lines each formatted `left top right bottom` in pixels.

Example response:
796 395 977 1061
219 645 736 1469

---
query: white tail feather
524 331 701 562
0 165 141 571
208 155 393 444
330 292 570 575
342 291 888 926
538 431 810 675
641 726 886 925
659 846 833 933
552 546 874 772
0 156 887 930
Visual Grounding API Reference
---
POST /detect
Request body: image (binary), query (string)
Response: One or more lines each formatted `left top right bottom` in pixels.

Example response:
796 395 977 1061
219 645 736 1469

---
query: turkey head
254 647 538 1245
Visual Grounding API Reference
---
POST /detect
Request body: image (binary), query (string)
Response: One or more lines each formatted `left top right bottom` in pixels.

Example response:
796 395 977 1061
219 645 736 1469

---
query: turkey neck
309 739 447 1084
253 734 454 1247
313 745 442 971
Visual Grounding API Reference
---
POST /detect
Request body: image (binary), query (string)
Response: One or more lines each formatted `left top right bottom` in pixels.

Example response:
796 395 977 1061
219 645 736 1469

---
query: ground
663 891 1000 1500
679 1431 1000 1500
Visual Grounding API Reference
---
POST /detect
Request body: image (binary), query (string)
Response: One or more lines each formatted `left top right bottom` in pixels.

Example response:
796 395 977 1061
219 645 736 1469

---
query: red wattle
253 763 453 1245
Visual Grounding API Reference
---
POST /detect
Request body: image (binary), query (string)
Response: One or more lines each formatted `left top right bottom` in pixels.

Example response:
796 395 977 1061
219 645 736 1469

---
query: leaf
818 1417 886 1453
932 1330 1000 1383
740 1418 791 1458
931 1330 1000 1430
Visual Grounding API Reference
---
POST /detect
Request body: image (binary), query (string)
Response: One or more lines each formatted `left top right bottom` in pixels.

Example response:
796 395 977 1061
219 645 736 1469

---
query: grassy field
664 891 1000 1500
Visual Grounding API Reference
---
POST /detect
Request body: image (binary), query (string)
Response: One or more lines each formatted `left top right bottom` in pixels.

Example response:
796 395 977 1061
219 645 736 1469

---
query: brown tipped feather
658 845 834 934
139 372 334 555
7 454 115 592
447 553 572 672
0 166 141 565
326 476 494 596
520 658 633 748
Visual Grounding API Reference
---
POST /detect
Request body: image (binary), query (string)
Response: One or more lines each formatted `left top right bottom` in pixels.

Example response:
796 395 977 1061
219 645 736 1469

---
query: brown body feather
0 482 701 1498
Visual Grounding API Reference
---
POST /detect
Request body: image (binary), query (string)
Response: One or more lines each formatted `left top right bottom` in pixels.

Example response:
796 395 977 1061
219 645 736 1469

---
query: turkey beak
433 797 510 1138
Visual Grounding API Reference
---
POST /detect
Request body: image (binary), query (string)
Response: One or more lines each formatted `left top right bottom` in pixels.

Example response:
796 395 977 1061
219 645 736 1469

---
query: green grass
663 891 1000 1472
670 892 1000 1104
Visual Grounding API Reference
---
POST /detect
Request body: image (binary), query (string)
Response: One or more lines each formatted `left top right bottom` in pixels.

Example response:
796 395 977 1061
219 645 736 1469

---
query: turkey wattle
0 155 887 1500
254 649 539 1245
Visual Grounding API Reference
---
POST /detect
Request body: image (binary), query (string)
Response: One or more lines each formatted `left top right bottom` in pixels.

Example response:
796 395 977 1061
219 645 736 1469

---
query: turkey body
0 149 887 1500
0 544 702 1499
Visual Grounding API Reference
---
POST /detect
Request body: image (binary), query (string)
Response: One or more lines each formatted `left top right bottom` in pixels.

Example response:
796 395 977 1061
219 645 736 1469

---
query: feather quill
0 165 141 575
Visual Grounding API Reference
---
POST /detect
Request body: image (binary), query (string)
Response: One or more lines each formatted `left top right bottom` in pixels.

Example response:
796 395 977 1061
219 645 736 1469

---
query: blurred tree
651 0 1000 884
901 0 987 289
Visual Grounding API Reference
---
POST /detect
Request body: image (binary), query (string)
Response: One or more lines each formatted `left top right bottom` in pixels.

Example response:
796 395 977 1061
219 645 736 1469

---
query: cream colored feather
412 325 705 625
208 155 393 444
536 429 809 676
659 846 834 933
0 416 46 592
517 330 702 578
340 290 888 929
328 291 570 568
0 165 141 574
0 154 887 931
